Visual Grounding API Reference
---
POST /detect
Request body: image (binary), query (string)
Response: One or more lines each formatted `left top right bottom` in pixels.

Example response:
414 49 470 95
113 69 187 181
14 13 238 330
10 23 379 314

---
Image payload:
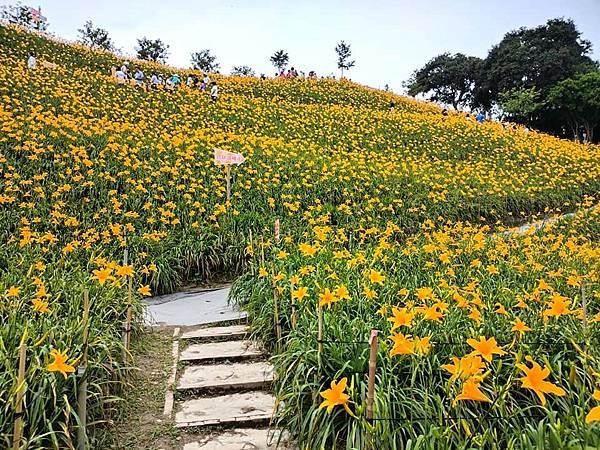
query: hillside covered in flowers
0 23 599 449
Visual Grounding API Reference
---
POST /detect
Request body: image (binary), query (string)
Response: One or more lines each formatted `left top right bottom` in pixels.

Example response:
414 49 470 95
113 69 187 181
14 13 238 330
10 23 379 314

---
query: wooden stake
317 305 323 367
77 290 90 450
225 164 231 202
126 276 133 351
12 343 27 450
274 218 280 243
581 279 588 330
366 329 379 420
290 281 297 330
123 277 133 362
273 284 282 349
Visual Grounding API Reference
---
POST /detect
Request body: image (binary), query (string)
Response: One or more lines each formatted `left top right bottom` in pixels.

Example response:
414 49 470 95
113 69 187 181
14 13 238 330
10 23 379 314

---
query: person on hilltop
200 73 210 91
121 61 130 77
115 67 127 84
210 81 219 102
170 73 182 88
150 72 160 89
476 111 485 123
27 52 36 69
134 68 145 88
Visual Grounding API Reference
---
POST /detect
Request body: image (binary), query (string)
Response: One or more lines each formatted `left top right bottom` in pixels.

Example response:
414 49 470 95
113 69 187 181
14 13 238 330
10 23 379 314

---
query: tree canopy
231 65 255 76
270 50 289 72
135 37 169 63
335 41 355 77
190 49 220 72
405 53 481 110
77 20 114 51
547 70 600 142
405 18 599 141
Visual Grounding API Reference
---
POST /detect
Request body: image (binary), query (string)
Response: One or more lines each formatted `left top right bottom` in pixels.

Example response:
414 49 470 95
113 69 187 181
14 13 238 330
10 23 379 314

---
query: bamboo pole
226 164 231 202
12 343 27 450
290 281 297 330
366 329 379 421
581 279 588 329
317 305 323 368
273 284 282 350
126 277 133 350
77 290 90 450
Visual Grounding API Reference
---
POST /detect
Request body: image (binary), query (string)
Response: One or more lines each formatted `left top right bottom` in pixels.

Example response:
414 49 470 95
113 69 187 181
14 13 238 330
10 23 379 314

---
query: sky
2 0 599 92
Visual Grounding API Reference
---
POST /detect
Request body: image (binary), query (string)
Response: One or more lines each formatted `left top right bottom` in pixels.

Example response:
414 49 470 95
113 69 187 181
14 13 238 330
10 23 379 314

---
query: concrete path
152 287 291 448
144 287 248 326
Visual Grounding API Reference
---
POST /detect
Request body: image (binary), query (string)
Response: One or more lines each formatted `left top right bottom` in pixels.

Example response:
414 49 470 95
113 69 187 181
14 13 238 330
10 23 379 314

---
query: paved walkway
146 287 290 449
144 287 248 326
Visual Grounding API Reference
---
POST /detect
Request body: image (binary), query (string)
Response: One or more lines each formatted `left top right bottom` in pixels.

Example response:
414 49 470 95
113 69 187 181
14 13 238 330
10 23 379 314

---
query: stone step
180 340 264 363
178 361 273 392
181 324 248 342
183 428 291 450
175 392 275 428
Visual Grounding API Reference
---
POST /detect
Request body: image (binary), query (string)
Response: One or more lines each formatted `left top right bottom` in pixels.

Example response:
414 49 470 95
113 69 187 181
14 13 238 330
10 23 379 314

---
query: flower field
0 23 599 449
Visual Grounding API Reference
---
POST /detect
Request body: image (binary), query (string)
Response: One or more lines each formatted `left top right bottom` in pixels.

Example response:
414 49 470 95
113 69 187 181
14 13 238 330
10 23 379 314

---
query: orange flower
586 390 600 423
442 354 486 381
516 356 566 406
47 349 76 378
32 299 51 313
6 286 20 297
389 333 414 356
543 293 571 319
368 269 385 285
467 336 506 362
511 318 531 336
318 288 338 308
292 286 309 301
319 378 354 416
388 307 414 330
413 336 432 355
137 285 151 296
116 264 134 277
453 377 492 406
92 267 112 285
334 284 351 300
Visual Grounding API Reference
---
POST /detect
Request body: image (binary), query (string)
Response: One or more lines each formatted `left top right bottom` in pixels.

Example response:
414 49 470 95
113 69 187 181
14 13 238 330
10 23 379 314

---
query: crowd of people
111 61 219 101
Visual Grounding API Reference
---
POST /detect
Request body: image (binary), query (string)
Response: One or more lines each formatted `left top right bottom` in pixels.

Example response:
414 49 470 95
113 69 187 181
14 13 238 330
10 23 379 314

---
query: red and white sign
214 148 245 165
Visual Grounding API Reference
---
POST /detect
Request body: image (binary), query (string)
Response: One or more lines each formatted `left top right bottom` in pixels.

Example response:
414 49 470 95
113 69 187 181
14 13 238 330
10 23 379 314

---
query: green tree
231 65 255 76
78 20 114 51
335 40 355 78
475 18 597 110
270 50 289 73
498 87 544 123
547 71 600 142
191 49 220 72
135 37 169 63
1 2 48 30
405 53 482 110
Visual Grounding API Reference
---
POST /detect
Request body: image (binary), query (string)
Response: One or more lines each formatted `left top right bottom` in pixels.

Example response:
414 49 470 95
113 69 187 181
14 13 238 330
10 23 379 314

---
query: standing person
27 52 36 69
210 81 219 102
170 73 182 88
150 73 159 89
134 68 145 87
200 73 210 91
476 111 485 123
115 67 127 84
121 61 130 77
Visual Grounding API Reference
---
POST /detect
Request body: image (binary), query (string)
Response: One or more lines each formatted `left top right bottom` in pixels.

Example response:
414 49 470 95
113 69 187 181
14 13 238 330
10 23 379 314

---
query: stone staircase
166 321 291 449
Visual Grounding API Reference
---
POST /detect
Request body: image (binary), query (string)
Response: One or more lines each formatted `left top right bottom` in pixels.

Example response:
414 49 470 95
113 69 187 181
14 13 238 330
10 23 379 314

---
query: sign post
214 148 245 202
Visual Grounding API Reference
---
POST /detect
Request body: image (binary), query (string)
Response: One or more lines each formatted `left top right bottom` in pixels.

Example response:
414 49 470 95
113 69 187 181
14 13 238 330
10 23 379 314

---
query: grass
91 328 179 450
